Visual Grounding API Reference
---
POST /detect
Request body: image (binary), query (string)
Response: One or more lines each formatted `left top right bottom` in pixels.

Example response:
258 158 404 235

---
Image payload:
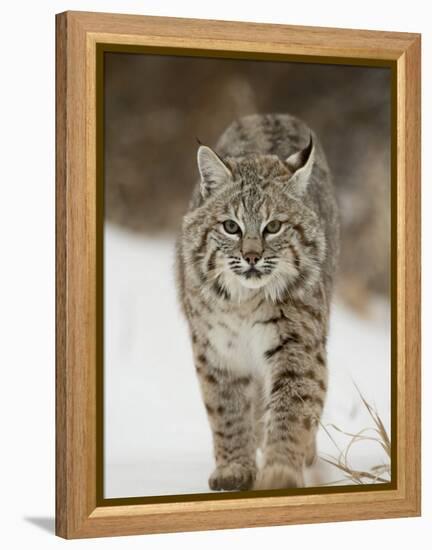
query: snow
104 223 391 498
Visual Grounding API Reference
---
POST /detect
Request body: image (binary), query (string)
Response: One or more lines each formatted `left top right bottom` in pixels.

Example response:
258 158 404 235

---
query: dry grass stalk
318 384 391 485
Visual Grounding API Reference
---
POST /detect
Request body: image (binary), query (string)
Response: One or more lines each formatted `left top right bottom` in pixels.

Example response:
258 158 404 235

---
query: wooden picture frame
56 10 421 539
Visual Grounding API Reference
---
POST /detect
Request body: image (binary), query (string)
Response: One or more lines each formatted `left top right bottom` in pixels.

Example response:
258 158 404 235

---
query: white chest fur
207 308 279 377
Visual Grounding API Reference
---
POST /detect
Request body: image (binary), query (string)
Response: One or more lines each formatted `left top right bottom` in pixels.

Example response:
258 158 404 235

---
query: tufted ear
197 145 232 198
285 135 315 196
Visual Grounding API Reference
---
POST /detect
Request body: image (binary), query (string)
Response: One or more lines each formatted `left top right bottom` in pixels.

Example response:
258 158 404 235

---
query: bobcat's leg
255 323 327 490
195 351 256 491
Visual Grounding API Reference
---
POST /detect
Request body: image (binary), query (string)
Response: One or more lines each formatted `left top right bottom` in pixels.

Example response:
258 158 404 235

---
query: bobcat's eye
264 220 282 234
223 220 241 234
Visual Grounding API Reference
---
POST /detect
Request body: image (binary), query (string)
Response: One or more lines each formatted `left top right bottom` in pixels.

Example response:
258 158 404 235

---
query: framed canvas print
55 11 421 539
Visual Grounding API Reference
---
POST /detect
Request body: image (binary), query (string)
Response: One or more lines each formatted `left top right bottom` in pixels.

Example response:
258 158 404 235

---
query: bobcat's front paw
209 463 256 491
254 463 304 490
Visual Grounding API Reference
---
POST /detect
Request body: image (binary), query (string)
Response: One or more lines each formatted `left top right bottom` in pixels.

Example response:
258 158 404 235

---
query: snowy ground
104 223 391 498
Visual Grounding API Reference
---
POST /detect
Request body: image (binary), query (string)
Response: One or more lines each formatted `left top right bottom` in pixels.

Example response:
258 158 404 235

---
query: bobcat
176 114 339 491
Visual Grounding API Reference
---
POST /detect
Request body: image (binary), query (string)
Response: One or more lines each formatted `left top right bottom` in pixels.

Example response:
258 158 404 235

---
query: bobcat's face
182 146 326 302
206 180 324 301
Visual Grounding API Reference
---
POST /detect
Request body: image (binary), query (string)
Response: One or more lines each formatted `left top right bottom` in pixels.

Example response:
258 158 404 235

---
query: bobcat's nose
243 252 261 266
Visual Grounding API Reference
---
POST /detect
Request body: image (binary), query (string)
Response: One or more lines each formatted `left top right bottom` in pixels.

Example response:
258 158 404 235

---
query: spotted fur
176 114 339 491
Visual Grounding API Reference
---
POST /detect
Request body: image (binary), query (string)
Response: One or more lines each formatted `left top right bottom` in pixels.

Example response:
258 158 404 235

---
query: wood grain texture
56 11 98 538
402 36 421 514
55 10 421 539
55 12 67 538
67 10 418 60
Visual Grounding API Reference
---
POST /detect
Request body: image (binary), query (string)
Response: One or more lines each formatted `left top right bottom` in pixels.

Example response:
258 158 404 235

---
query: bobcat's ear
197 145 232 197
285 135 315 196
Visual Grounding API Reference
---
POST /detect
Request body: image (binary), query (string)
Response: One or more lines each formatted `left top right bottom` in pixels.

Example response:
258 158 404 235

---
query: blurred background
104 53 391 498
